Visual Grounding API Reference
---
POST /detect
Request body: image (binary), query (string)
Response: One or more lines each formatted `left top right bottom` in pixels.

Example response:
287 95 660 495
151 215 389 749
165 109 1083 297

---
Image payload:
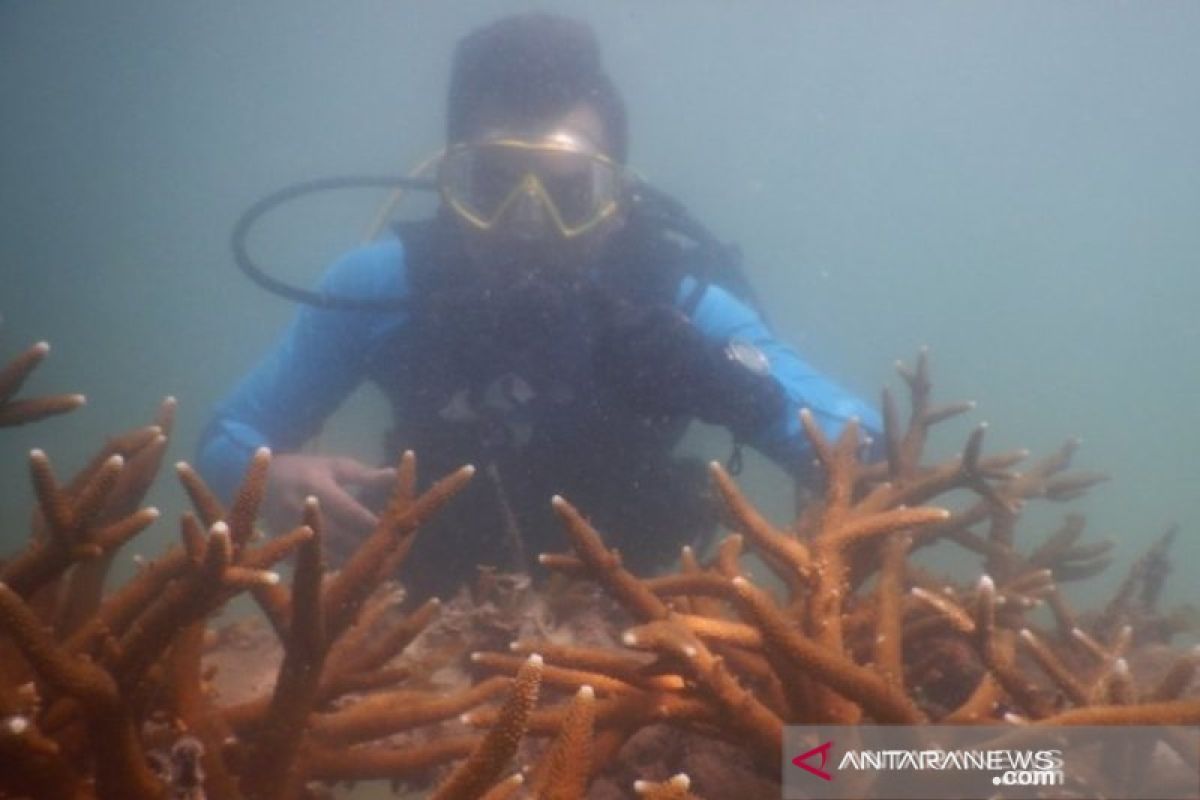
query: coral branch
709 462 810 579
239 503 327 800
430 653 543 800
0 582 164 799
527 684 595 799
635 773 702 800
324 461 475 638
306 736 482 781
550 495 668 622
729 577 921 723
310 677 510 744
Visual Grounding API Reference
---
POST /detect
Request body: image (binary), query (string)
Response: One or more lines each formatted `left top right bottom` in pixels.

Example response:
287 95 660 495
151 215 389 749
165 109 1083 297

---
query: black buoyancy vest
373 211 700 470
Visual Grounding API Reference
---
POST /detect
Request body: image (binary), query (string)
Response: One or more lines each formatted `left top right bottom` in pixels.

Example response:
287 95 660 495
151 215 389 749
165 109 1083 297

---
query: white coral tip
3 715 29 734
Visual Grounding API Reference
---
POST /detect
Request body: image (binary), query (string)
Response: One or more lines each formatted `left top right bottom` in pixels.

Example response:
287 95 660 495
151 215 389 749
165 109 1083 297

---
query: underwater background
2 0 1198 619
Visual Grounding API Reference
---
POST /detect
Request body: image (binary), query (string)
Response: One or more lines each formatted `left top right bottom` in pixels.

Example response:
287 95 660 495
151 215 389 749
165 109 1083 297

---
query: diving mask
438 131 626 240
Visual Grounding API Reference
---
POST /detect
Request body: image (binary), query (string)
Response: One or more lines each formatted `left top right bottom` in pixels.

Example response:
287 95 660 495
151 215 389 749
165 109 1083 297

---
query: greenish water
2 1 1197 617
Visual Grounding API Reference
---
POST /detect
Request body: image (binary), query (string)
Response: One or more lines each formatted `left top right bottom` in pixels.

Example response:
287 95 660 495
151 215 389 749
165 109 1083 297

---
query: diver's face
452 103 625 273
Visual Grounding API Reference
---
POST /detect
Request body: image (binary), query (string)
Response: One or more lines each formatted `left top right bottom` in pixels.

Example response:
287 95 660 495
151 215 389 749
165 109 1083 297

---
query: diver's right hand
263 453 397 558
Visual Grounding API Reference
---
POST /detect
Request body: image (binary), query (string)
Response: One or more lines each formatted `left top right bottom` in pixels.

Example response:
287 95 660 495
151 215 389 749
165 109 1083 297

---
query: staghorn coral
0 339 1197 800
0 340 86 429
479 349 1198 795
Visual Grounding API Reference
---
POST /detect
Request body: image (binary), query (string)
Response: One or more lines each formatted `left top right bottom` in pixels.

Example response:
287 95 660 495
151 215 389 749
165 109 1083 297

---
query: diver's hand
264 454 397 557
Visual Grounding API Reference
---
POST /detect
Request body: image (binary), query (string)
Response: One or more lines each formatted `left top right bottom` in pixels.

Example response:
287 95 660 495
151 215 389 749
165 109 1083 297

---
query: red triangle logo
792 740 834 781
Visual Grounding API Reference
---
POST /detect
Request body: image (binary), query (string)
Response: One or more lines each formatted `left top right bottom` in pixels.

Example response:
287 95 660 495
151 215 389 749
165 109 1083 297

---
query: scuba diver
197 12 881 601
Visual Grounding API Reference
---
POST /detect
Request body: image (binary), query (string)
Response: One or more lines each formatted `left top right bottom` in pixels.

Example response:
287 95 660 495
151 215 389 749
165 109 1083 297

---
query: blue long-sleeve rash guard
196 235 881 500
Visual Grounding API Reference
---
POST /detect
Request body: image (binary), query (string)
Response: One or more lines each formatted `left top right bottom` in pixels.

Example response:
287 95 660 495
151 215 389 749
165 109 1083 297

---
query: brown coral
1 340 1197 800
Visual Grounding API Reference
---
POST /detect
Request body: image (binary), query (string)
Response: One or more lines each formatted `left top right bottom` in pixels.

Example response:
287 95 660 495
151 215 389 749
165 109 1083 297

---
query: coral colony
0 338 1196 799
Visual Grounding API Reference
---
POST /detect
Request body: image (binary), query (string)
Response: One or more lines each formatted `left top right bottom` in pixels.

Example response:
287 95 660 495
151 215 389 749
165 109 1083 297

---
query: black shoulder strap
389 217 443 296
681 273 710 318
624 183 767 327
598 210 692 310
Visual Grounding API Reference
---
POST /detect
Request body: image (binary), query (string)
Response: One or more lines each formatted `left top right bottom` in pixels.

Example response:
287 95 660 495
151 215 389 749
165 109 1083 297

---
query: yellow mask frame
438 133 626 240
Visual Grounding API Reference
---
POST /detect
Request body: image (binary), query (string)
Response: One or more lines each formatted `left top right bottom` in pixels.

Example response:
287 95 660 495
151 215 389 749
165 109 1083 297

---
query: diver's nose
502 185 551 241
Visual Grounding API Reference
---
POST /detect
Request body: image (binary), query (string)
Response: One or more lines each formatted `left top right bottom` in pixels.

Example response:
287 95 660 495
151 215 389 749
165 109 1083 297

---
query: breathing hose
230 175 436 312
